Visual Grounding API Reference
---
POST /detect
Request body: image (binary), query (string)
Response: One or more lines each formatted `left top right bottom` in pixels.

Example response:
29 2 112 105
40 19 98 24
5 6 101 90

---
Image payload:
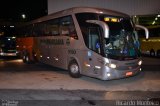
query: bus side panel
35 36 69 69
16 37 34 59
35 37 50 64
32 37 41 61
80 50 105 79
48 46 68 70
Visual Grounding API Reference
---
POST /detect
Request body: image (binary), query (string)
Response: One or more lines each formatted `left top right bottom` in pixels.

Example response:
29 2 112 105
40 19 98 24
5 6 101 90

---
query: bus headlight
138 60 142 66
108 63 117 69
107 73 111 77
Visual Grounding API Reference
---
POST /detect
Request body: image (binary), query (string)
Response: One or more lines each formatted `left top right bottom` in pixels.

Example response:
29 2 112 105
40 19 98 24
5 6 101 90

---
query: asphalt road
0 56 160 106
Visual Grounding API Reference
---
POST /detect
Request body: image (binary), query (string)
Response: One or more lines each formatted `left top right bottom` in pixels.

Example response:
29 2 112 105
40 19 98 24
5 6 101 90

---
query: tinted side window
20 25 33 37
76 13 102 54
20 16 78 38
76 13 98 47
45 18 60 36
60 16 78 39
33 23 44 37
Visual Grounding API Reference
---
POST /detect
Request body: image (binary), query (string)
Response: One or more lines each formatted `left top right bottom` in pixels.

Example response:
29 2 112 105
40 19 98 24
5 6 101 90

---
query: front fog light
109 63 117 69
138 60 142 66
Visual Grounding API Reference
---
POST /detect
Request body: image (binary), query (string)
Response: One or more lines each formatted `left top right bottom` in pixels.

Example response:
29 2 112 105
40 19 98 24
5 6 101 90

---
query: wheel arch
68 56 82 74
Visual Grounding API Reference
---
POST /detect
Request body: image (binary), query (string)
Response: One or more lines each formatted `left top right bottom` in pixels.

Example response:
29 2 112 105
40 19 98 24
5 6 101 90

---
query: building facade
48 0 160 16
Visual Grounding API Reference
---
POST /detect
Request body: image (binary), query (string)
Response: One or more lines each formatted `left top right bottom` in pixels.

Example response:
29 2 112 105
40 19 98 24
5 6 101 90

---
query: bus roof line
28 7 130 25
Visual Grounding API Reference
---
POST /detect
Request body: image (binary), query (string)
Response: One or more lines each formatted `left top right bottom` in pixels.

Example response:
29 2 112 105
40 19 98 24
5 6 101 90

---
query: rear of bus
0 37 17 57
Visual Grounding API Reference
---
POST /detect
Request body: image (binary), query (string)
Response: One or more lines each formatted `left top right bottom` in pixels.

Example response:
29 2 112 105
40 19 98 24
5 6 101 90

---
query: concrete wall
48 0 160 16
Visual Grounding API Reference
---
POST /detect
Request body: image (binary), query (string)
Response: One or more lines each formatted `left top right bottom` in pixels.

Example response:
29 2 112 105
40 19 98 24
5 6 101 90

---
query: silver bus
16 7 149 80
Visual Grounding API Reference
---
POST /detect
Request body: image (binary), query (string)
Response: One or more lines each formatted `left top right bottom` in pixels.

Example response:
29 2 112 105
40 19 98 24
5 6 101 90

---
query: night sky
0 0 47 21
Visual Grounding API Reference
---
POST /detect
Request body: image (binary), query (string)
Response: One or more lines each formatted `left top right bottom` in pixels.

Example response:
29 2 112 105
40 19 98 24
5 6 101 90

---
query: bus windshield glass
99 15 140 60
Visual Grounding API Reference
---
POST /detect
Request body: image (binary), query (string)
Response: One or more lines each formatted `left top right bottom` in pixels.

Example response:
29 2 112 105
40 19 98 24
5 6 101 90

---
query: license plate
126 72 133 76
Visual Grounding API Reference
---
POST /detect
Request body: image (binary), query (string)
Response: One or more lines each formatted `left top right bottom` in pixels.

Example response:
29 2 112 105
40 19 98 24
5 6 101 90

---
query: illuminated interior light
99 11 103 14
8 38 11 41
152 21 155 25
155 17 158 20
134 15 137 18
95 66 101 69
157 15 160 17
16 45 19 48
12 37 16 39
47 57 50 59
40 55 43 58
138 60 142 66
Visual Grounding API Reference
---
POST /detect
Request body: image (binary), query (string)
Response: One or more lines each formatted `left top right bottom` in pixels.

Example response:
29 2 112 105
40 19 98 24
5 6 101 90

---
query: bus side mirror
135 25 149 39
86 20 109 38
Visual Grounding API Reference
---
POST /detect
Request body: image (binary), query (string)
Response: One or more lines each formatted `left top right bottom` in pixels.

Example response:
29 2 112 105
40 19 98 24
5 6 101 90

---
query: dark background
0 0 48 21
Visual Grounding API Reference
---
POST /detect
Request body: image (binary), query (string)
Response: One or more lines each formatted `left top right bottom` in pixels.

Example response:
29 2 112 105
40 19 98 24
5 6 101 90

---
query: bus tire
150 49 155 57
23 55 26 63
157 50 160 57
68 60 81 78
32 51 38 63
23 53 31 64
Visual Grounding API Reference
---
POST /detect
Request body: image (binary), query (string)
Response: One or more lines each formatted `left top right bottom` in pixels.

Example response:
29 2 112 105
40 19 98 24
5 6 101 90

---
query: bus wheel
68 60 81 78
157 50 160 57
23 55 26 63
23 54 31 64
150 49 155 57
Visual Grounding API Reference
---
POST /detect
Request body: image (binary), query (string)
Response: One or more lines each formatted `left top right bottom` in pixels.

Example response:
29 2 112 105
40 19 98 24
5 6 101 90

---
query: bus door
86 27 102 75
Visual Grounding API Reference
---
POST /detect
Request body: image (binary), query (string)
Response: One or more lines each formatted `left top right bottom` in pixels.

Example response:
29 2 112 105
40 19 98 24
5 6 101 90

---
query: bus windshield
99 15 140 60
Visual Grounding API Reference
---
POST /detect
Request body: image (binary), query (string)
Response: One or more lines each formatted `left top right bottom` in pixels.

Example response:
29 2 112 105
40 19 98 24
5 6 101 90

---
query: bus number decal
66 39 70 46
40 39 64 45
68 50 76 54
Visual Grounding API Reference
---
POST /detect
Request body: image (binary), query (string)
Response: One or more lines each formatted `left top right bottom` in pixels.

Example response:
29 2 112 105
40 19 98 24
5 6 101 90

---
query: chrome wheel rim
26 56 29 62
70 64 79 74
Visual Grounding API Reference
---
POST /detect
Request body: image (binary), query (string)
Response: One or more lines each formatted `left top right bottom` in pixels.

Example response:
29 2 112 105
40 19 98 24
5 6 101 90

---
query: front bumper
101 65 141 80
